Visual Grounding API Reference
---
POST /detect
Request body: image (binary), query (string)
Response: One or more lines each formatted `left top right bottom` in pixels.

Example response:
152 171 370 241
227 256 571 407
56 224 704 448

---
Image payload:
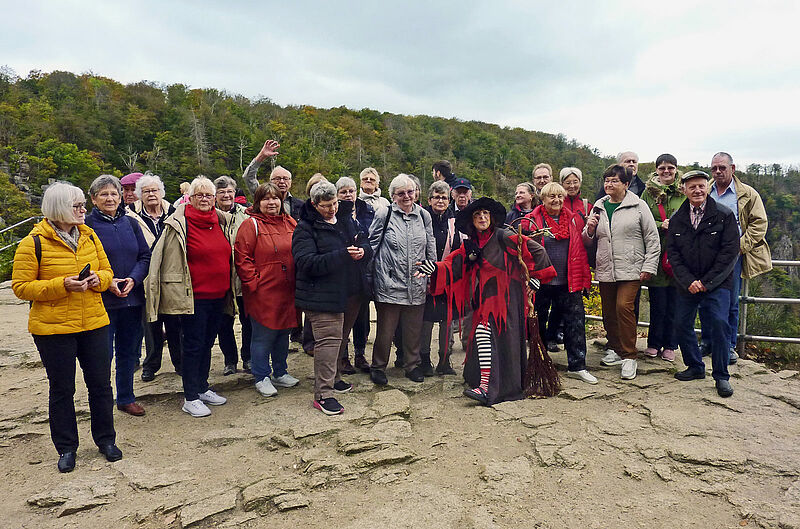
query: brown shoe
117 402 146 416
339 357 356 375
354 353 370 373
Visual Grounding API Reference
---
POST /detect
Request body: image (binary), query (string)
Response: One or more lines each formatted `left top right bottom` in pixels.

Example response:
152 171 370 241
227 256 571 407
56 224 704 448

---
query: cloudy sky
3 0 799 167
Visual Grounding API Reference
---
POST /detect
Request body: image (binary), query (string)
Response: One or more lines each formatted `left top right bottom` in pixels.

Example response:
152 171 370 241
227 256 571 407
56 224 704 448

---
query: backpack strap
252 217 258 236
33 234 42 264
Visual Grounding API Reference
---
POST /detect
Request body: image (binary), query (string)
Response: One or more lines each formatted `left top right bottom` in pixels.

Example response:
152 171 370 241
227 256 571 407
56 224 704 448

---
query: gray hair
388 174 416 198
335 176 357 191
616 151 639 163
428 180 450 197
214 175 237 191
88 174 122 198
135 174 166 199
188 176 216 197
310 180 337 204
712 151 734 165
41 182 85 223
359 167 380 183
408 174 421 191
559 167 583 183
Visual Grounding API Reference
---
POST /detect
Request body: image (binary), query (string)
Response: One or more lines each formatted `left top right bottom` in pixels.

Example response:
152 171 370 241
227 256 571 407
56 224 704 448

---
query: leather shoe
98 444 123 462
435 362 456 376
339 357 356 375
420 362 435 377
354 354 370 373
57 451 76 473
370 369 388 386
674 368 706 381
405 366 424 383
716 379 734 398
140 370 155 382
117 402 146 416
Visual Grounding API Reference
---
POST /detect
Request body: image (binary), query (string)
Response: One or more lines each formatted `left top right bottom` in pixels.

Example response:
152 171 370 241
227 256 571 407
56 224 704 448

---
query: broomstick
512 218 561 398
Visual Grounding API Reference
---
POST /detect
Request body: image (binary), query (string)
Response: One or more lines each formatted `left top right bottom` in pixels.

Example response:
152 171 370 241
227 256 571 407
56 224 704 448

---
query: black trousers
535 284 588 371
217 296 251 366
142 313 183 374
33 326 116 454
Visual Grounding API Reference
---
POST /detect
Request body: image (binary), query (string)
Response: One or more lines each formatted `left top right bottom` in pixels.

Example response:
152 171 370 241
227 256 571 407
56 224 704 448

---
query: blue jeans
700 255 741 350
647 286 677 350
180 298 224 401
675 288 731 381
249 318 290 382
107 305 144 405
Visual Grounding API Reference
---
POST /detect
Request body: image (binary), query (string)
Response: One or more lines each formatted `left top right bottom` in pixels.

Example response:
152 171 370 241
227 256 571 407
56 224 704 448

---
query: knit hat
559 167 583 183
120 172 144 186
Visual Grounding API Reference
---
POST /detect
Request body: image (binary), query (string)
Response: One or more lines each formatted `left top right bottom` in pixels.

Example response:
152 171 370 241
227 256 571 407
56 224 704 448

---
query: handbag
657 203 674 278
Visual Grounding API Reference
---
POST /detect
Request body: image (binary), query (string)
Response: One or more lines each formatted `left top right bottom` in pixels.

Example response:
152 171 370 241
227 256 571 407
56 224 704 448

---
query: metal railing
585 259 800 347
0 216 41 253
738 260 800 348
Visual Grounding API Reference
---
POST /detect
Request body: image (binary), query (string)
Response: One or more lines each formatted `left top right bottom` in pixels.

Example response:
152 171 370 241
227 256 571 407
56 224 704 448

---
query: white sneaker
601 350 623 366
271 373 299 388
255 378 278 397
566 369 598 385
182 399 211 417
621 359 638 380
198 390 227 406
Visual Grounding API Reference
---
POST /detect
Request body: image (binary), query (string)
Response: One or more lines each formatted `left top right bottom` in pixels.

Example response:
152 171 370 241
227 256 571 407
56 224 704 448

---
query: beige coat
732 176 772 279
144 204 236 322
128 199 172 248
583 190 661 282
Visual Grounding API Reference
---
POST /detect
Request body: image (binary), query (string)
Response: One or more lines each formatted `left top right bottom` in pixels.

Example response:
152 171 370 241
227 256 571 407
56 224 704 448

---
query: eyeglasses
394 190 414 198
216 189 235 195
192 193 215 200
271 176 291 182
604 179 622 185
72 203 87 211
710 165 729 172
141 188 160 195
430 196 449 201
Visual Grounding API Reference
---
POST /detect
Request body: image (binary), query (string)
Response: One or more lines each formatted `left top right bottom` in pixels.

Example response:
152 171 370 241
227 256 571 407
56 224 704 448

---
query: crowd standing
10 141 773 473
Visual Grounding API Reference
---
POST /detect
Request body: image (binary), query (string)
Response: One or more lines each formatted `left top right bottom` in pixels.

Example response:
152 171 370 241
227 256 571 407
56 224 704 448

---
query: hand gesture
640 272 653 282
688 280 706 294
256 140 280 162
64 275 90 292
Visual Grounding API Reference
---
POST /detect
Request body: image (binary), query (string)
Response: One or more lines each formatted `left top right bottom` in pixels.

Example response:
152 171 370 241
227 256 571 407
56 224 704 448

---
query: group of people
11 141 772 473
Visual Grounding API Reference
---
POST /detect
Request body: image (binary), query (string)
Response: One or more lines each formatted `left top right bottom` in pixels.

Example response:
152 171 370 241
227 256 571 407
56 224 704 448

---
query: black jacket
292 199 373 313
666 197 740 292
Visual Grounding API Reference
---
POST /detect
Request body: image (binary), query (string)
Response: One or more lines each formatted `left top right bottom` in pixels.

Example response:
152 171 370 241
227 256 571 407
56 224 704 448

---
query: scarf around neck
541 208 571 240
184 203 220 230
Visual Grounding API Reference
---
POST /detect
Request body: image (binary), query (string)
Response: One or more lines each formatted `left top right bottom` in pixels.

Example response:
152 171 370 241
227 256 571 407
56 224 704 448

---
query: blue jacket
85 207 151 310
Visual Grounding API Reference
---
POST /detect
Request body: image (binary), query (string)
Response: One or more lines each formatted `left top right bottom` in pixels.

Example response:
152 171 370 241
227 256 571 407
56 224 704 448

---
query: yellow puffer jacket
12 220 114 335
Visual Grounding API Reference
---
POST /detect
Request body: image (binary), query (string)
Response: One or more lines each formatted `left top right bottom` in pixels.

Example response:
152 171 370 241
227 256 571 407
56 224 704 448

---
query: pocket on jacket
163 272 183 283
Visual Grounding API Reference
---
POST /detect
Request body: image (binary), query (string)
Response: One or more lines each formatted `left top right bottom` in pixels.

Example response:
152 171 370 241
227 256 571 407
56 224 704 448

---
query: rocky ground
1 281 799 529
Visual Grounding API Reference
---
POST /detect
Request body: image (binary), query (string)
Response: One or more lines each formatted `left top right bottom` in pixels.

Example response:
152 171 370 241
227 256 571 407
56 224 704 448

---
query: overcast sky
3 0 799 168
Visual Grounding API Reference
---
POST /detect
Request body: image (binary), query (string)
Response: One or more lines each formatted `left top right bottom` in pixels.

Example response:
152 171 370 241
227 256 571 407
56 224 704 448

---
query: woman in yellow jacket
12 182 122 473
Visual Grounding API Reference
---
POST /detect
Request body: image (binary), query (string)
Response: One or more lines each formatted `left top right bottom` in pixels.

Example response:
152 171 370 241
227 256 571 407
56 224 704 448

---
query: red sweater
525 205 592 293
185 204 231 299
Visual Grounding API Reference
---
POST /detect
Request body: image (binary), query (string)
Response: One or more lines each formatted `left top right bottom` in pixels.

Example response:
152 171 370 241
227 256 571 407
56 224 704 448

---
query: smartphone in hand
77 263 91 281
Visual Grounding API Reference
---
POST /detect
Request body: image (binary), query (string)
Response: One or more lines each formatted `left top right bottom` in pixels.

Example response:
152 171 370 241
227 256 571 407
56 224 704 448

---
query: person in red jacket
234 183 300 398
523 182 597 385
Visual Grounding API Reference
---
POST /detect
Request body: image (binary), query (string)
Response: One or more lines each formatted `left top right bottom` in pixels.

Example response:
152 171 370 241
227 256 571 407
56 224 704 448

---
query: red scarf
541 208 571 240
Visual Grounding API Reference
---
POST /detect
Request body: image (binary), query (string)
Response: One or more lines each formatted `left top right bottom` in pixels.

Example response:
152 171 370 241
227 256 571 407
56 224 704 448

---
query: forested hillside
0 68 797 362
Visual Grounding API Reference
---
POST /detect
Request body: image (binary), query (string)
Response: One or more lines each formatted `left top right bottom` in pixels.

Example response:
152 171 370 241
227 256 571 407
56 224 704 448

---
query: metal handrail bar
741 296 800 305
0 216 40 236
741 334 800 345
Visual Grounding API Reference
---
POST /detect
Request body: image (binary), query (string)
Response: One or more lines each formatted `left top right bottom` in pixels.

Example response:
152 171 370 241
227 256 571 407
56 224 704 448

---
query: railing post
737 277 749 354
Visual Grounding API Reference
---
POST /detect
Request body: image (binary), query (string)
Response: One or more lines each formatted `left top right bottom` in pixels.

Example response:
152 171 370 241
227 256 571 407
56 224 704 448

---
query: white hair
41 182 85 223
388 174 416 198
188 176 215 197
135 174 166 199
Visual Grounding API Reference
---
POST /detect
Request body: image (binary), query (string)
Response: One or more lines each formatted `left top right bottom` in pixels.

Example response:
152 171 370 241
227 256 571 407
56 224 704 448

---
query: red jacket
234 208 297 330
524 205 591 293
564 194 592 218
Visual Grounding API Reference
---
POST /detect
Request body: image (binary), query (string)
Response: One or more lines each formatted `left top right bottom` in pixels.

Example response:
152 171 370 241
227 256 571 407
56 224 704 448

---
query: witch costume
423 197 556 405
